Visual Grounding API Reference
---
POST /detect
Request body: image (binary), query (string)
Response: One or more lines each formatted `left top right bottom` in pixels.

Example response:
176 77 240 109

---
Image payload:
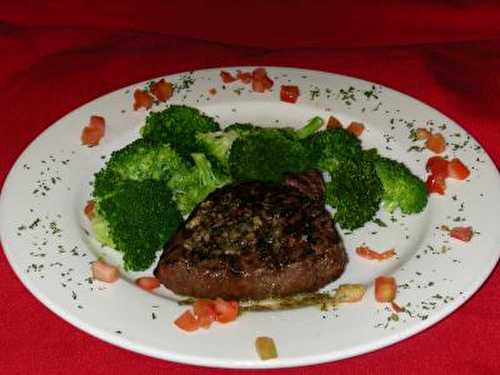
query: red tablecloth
1 1 499 374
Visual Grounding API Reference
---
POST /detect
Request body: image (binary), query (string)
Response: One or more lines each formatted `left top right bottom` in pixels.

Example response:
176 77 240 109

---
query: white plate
1 67 499 369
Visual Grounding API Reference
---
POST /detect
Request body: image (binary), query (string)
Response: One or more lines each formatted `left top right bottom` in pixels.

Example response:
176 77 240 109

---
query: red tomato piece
326 116 343 129
135 276 161 291
252 79 266 93
426 174 446 195
375 276 397 303
81 116 106 147
448 158 470 180
84 200 95 220
89 115 105 131
150 79 173 102
356 246 396 261
449 226 473 242
213 298 239 323
251 68 273 92
236 70 252 84
174 310 200 332
426 156 449 177
133 89 154 110
280 85 300 103
193 300 217 329
220 71 237 83
346 122 365 137
425 132 446 154
91 260 119 283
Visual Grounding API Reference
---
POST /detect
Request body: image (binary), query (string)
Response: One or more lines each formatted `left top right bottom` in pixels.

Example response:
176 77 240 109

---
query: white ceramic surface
1 67 499 369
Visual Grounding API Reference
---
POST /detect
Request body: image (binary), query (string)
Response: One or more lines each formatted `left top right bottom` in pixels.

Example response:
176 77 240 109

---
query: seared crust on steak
285 169 326 202
154 178 347 300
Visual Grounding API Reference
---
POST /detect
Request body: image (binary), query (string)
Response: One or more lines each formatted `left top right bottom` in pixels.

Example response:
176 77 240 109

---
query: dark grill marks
154 176 347 300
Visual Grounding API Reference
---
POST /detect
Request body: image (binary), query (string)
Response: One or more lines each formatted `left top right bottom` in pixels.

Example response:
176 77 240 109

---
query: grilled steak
154 175 347 300
284 169 326 202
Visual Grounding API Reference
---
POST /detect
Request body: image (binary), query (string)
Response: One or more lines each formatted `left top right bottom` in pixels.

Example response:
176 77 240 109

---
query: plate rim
1 65 499 369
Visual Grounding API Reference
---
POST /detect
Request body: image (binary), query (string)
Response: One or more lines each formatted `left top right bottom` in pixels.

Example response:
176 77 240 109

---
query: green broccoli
224 122 261 136
141 105 220 159
196 130 240 169
225 116 322 140
325 157 383 230
90 138 186 271
199 117 323 171
95 138 188 183
295 116 324 139
374 157 428 214
228 130 314 183
306 128 362 172
168 153 232 216
92 179 183 271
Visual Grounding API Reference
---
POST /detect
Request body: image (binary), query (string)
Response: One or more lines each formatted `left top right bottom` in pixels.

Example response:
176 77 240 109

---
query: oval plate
1 67 499 369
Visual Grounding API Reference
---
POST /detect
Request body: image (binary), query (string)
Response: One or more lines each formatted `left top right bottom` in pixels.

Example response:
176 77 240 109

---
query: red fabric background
1 1 499 374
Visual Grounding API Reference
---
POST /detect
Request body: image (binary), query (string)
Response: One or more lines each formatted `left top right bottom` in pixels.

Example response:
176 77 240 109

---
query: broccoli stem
295 116 324 139
191 153 213 180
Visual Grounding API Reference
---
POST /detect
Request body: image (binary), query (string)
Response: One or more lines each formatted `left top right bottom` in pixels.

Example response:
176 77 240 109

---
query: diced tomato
346 122 365 137
375 276 397 303
251 68 273 92
81 127 103 147
326 116 343 129
208 88 217 96
133 89 154 110
356 246 396 261
426 156 449 177
448 158 470 180
213 298 239 323
150 79 173 102
252 79 267 93
193 300 217 329
426 174 446 195
81 115 105 147
280 85 300 103
220 70 237 83
174 310 200 332
425 132 446 154
89 115 105 130
415 128 431 140
449 226 473 242
236 70 253 84
91 260 119 283
135 276 160 291
84 200 95 220
391 301 404 313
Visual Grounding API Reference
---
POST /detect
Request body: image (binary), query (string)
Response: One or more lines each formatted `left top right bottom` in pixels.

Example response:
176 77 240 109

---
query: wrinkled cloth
1 1 499 374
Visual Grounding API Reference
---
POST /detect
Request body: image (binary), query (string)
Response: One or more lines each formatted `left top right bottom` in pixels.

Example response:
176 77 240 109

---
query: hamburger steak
154 171 347 300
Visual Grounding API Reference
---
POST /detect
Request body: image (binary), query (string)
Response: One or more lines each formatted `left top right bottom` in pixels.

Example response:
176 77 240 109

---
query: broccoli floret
224 122 261 136
325 158 383 230
95 139 188 183
201 117 322 171
196 130 240 169
141 105 220 159
306 128 362 172
168 153 231 215
225 117 322 140
374 157 428 214
92 179 183 271
228 130 313 183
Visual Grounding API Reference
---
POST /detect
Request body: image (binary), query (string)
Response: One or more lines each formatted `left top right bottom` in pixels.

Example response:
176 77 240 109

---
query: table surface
1 1 499 374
